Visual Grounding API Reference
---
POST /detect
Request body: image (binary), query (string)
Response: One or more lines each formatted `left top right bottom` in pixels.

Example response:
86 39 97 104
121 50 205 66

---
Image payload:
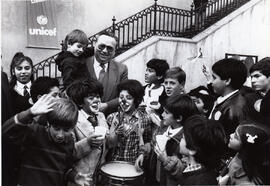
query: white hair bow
246 133 258 144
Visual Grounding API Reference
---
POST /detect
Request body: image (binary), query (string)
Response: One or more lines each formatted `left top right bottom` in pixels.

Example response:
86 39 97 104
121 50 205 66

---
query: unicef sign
28 15 57 37
27 0 58 48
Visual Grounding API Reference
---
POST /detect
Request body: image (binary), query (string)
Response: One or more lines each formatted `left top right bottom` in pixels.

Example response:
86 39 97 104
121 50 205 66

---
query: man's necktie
98 64 106 82
23 85 30 99
87 114 98 127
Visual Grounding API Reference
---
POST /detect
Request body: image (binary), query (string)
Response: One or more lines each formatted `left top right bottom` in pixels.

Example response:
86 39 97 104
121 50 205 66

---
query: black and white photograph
1 0 270 185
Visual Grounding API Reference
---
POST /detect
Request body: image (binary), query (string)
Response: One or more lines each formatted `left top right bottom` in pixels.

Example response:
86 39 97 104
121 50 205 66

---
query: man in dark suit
85 31 128 116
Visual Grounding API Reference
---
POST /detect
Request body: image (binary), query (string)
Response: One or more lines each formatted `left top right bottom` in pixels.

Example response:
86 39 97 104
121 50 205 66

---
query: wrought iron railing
33 0 250 78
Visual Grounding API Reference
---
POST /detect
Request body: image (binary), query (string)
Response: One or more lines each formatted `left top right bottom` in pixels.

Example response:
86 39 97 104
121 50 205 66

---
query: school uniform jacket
70 111 108 186
209 91 249 137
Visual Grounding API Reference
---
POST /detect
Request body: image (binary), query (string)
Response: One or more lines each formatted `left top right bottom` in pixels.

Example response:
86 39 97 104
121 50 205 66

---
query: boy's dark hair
117 79 144 108
146 59 169 82
164 67 186 86
30 77 59 103
62 29 89 51
184 115 227 168
212 58 247 90
47 98 78 129
249 57 270 77
188 86 215 116
66 79 103 107
9 53 34 88
164 93 198 122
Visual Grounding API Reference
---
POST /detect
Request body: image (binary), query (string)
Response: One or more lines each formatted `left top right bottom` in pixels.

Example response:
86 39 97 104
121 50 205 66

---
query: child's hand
202 64 212 82
74 172 91 186
99 102 108 112
115 124 124 135
217 174 229 186
135 154 144 172
87 134 104 148
30 94 55 116
149 113 161 126
154 144 168 163
163 156 180 171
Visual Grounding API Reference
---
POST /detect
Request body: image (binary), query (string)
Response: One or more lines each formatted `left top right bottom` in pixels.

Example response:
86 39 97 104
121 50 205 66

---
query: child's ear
225 78 231 86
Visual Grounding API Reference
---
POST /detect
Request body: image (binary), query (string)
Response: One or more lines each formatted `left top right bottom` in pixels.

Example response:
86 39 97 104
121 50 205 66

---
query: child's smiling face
67 42 86 57
82 94 101 114
13 60 32 84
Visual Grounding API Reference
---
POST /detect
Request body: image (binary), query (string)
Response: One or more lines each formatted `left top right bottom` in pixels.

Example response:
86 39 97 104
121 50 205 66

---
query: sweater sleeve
2 109 35 145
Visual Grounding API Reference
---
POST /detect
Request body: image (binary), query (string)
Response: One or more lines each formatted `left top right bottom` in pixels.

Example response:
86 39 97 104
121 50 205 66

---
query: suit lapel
76 111 94 137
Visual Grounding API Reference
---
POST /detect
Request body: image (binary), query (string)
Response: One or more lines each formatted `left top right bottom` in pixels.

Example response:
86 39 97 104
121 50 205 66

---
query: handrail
33 0 250 79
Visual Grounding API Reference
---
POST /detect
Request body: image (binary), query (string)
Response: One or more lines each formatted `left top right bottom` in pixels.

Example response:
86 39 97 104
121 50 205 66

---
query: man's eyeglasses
97 44 115 52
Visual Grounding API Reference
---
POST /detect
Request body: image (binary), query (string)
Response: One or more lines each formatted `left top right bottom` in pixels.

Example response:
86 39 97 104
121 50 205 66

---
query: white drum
99 161 143 186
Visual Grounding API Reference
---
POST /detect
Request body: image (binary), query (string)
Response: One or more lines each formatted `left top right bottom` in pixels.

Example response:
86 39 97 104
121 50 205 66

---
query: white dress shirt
14 81 31 96
94 58 108 79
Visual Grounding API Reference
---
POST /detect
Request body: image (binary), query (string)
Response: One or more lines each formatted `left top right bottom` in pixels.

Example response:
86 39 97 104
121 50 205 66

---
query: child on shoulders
56 29 94 89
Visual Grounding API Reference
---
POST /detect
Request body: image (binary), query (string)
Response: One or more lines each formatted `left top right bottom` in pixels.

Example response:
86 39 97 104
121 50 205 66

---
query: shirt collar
80 109 91 119
165 126 182 138
16 81 32 89
183 163 202 173
216 90 239 105
94 58 108 71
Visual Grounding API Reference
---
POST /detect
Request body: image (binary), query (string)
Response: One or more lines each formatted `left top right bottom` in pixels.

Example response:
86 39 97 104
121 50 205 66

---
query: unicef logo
36 15 48 25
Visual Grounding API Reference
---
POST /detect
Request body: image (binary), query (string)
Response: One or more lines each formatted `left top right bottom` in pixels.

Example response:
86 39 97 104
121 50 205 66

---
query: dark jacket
209 91 249 137
55 47 94 89
180 167 218 185
10 87 32 115
2 71 18 186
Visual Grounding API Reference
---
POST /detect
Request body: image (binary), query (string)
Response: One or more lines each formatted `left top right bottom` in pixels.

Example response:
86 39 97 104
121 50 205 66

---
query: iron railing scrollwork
33 0 250 79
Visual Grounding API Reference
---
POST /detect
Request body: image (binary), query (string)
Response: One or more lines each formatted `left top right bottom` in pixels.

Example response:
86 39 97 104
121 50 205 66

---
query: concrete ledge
115 36 195 63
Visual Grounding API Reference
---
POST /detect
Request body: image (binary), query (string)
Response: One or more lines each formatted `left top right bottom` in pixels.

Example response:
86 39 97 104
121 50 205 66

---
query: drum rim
99 161 143 180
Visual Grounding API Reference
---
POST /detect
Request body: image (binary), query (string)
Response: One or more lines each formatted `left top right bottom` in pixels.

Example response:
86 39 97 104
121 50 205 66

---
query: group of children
2 29 270 186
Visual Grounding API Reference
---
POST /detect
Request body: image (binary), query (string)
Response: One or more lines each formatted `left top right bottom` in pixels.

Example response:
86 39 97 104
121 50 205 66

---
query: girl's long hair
237 124 270 184
9 52 34 88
